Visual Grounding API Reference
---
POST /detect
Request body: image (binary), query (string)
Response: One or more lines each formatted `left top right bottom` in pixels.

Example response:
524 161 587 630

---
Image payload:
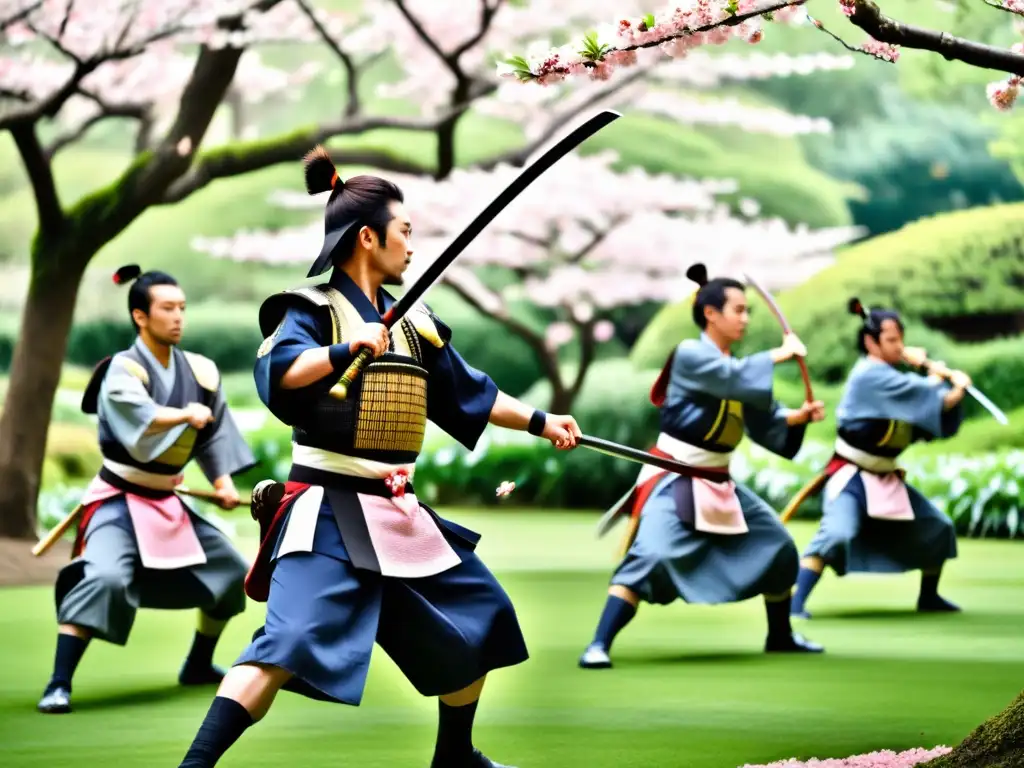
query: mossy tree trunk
0 41 247 539
923 690 1024 768
0 243 89 538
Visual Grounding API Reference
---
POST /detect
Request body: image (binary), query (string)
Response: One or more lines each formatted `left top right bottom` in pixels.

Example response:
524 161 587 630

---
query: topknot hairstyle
848 296 904 353
686 262 745 329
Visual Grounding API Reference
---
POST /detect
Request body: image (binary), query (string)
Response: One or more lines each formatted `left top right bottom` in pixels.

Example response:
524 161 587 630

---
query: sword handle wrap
330 346 374 400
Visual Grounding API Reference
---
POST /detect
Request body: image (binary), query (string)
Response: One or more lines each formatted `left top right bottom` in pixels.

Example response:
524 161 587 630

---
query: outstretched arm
427 342 579 451
488 390 580 450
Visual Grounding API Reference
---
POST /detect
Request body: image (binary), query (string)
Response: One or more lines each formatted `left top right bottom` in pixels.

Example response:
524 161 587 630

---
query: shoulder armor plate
183 351 220 392
257 284 333 338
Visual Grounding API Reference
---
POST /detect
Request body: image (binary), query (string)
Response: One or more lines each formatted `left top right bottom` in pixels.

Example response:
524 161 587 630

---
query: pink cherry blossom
594 319 616 343
499 0 1023 110
739 745 952 768
860 37 900 63
495 481 516 498
988 76 1021 110
193 150 863 305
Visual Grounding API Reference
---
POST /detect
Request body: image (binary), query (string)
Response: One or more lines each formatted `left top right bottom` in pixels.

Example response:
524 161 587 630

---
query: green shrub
59 302 263 373
807 97 1024 237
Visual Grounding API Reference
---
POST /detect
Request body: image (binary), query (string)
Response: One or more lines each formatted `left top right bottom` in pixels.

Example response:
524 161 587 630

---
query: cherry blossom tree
0 0 856 537
191 150 863 412
500 0 1024 111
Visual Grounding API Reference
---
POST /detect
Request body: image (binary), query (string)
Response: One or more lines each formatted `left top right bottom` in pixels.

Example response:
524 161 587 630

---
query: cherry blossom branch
478 67 647 170
2 20 183 128
980 0 1024 16
158 111 453 204
10 121 63 233
44 92 148 159
569 318 597 406
500 0 808 82
294 0 360 116
73 7 268 257
807 12 898 63
0 1 40 32
441 266 568 402
396 0 504 178
451 0 504 60
392 0 462 78
847 0 1024 77
568 220 621 265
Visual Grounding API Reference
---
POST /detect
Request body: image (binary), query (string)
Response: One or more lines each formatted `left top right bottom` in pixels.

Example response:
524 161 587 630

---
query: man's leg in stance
792 492 862 619
179 613 230 686
179 517 250 685
763 590 823 653
918 566 960 612
790 555 825 619
38 624 92 713
177 663 293 768
579 585 639 669
39 521 140 714
431 676 513 768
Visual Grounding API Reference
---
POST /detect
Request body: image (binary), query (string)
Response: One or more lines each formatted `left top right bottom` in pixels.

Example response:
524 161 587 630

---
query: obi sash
72 460 207 569
244 445 463 602
617 432 747 538
824 437 913 521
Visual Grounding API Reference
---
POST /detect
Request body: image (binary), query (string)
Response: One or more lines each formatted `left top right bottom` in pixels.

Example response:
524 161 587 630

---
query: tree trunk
0 251 87 538
548 385 574 415
923 690 1024 767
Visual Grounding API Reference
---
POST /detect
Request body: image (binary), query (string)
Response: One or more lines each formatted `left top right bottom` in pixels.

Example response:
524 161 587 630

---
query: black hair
304 145 405 264
848 297 904 353
113 264 179 333
686 263 746 329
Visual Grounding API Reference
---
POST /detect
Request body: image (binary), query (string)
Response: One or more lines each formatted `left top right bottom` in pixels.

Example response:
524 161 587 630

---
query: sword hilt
330 346 374 400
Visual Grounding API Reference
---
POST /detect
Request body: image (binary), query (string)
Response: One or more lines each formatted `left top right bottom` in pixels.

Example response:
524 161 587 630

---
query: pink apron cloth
80 475 208 569
691 477 748 535
827 463 914 521
356 492 461 578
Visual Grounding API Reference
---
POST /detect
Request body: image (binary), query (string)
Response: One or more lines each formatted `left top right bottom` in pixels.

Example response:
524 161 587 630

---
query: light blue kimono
54 338 255 645
611 334 806 605
802 357 961 575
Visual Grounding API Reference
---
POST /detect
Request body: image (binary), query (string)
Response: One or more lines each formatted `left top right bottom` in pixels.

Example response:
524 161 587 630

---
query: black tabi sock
178 696 254 768
791 568 822 613
47 633 90 693
592 595 637 650
764 595 794 639
432 699 478 764
185 630 220 670
920 571 940 601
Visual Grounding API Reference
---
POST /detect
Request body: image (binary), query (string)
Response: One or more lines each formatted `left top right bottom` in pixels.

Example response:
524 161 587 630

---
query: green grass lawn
1 515 1022 767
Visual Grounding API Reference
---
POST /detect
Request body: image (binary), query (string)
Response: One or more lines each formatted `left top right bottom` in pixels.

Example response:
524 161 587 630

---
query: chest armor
838 418 914 459
662 395 745 454
91 346 217 475
281 285 444 465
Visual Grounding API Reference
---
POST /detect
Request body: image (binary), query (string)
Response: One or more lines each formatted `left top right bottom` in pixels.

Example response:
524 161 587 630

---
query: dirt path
0 537 71 587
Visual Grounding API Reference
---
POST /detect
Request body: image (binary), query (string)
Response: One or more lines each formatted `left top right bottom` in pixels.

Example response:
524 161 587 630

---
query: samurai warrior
789 299 964 619
37 266 255 714
175 146 581 768
579 264 825 670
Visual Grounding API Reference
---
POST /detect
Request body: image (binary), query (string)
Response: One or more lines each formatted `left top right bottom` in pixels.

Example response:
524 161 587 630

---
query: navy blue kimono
235 269 528 705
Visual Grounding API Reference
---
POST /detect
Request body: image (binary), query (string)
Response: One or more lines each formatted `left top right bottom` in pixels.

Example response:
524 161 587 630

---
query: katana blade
967 385 1009 425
